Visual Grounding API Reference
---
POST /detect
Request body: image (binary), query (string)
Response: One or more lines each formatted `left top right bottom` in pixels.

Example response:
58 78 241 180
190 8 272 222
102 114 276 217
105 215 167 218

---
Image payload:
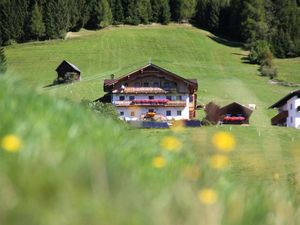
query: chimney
111 74 115 79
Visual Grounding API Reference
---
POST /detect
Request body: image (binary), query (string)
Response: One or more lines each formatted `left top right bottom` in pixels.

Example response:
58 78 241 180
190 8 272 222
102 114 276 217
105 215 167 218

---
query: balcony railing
114 99 186 107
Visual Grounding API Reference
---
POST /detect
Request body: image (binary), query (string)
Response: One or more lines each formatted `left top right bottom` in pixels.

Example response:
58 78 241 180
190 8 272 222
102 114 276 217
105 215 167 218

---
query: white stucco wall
286 96 300 129
116 107 189 121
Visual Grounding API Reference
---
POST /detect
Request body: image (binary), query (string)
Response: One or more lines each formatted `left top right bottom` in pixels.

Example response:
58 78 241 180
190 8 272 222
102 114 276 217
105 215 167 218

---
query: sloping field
2 24 300 225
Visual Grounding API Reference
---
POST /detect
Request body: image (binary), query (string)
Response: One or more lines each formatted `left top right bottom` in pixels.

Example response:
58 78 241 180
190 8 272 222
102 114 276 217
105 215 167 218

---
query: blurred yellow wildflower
212 132 236 152
183 166 201 181
152 156 166 169
171 120 185 132
273 173 280 181
1 135 22 153
209 154 229 169
198 188 218 205
160 136 182 152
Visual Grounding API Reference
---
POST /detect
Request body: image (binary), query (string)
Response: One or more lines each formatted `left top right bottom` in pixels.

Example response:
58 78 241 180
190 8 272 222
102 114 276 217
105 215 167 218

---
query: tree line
0 0 300 60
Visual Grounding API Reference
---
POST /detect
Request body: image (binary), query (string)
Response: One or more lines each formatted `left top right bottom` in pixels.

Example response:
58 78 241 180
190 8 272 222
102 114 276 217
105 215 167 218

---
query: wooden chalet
102 63 198 121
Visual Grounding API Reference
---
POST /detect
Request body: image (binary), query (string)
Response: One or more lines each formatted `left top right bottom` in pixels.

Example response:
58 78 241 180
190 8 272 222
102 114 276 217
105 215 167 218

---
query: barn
55 60 81 83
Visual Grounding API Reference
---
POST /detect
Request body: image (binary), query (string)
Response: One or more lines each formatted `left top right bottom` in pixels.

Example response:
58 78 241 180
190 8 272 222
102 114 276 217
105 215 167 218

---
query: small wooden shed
55 60 81 83
205 102 253 125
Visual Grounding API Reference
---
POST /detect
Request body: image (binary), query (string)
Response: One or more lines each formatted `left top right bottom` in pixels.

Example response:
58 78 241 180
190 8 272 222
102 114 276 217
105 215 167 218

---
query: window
148 109 154 113
177 110 182 116
135 82 141 87
149 96 154 100
176 96 182 101
166 110 171 116
290 104 293 110
124 83 128 87
153 82 159 87
291 117 293 123
120 112 124 116
164 82 171 88
119 96 125 101
144 82 149 87
166 96 172 101
129 96 135 101
130 111 135 116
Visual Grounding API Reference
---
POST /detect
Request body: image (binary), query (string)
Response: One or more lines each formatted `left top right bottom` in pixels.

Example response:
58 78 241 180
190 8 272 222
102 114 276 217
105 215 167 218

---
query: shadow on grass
43 83 57 88
43 80 72 89
207 35 243 48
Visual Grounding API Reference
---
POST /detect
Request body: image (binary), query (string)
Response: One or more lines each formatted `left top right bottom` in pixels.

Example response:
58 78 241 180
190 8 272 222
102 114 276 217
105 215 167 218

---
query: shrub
248 40 271 64
259 64 277 79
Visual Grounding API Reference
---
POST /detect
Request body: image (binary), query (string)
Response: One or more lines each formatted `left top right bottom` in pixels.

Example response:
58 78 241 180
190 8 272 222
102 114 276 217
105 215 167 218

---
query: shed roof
56 60 81 75
269 90 300 109
219 102 253 118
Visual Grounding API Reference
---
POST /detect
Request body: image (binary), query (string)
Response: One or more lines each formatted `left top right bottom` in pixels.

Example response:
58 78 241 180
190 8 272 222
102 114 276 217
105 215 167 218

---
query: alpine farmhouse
269 90 300 129
103 64 198 121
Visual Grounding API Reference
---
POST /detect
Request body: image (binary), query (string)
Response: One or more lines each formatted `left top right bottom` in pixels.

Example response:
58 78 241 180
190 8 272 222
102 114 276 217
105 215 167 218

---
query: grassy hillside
2 24 300 224
274 57 300 84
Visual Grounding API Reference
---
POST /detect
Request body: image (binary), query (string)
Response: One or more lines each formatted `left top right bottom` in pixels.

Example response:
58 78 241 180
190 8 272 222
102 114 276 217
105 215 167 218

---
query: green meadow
2 24 300 224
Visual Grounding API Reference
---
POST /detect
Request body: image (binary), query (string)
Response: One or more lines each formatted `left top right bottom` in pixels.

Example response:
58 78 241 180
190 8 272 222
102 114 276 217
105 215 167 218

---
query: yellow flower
198 188 218 205
152 156 166 169
212 132 236 152
209 154 229 169
171 120 185 132
183 166 201 181
273 173 280 181
160 136 182 152
1 135 22 153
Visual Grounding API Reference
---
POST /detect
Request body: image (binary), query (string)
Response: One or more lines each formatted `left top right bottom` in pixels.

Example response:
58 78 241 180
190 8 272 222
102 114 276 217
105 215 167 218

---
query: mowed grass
274 57 300 83
2 24 300 224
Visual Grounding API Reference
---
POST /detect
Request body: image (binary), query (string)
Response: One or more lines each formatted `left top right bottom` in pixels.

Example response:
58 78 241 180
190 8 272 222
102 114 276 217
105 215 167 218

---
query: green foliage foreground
1 76 300 225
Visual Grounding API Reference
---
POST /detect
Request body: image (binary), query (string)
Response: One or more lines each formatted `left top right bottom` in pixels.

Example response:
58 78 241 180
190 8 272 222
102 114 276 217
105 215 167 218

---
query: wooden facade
205 102 253 125
55 60 81 82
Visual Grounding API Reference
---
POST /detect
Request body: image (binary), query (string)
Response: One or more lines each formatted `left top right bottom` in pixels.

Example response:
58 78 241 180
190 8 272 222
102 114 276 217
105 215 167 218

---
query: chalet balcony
114 99 186 107
271 110 288 126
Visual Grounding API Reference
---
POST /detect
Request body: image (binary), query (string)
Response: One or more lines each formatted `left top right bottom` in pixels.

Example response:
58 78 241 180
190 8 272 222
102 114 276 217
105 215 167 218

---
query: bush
259 64 277 79
248 40 271 64
81 100 120 121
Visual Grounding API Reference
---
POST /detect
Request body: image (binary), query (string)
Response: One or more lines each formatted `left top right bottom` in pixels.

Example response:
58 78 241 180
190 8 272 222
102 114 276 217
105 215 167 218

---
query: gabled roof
56 60 81 74
219 102 253 118
269 90 300 109
104 63 198 92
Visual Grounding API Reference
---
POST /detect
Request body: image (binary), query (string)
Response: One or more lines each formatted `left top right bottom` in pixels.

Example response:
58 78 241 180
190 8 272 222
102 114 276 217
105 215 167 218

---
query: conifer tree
100 0 112 27
207 0 220 32
29 1 45 39
125 0 140 25
44 0 69 38
240 0 267 47
0 47 7 74
169 0 181 21
179 0 196 22
112 0 124 24
85 0 103 29
151 0 160 22
137 0 152 24
159 0 171 24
